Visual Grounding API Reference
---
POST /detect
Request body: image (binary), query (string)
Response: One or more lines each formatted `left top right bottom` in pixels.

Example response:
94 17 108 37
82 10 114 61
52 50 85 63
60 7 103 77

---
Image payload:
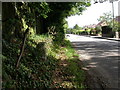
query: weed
2 34 86 89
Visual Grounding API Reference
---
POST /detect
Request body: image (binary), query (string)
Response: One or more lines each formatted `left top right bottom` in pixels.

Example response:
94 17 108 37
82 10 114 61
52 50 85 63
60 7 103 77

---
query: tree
41 2 91 42
97 12 120 32
95 26 102 34
113 19 120 32
2 2 91 43
2 2 92 88
97 12 113 26
2 2 51 41
73 24 81 30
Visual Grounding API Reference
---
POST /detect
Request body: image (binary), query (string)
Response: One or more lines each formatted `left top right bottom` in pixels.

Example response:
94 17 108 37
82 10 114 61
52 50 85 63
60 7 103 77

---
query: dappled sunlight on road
66 34 119 88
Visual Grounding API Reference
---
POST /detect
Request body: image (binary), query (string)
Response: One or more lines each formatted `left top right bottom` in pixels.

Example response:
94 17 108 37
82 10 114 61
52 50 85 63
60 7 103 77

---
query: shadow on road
71 41 119 89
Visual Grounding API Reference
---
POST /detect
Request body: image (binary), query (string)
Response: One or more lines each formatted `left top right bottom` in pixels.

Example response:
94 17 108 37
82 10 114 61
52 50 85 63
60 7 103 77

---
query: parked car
66 35 70 37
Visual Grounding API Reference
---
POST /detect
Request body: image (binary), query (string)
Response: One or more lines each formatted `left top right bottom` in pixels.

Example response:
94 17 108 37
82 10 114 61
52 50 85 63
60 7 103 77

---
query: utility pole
111 0 116 38
111 0 119 38
112 1 114 30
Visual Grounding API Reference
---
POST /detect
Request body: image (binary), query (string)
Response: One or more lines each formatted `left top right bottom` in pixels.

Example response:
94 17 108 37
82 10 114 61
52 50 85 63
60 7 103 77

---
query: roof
96 20 107 27
83 24 97 28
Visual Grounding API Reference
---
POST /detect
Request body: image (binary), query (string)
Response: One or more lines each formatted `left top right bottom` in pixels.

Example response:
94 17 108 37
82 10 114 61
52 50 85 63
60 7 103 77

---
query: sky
66 0 119 28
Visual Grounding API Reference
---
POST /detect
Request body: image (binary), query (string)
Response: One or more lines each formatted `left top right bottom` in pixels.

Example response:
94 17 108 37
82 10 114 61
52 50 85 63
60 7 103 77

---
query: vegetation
95 26 102 35
2 2 91 89
113 20 120 32
66 24 91 35
68 11 120 36
73 24 82 30
97 12 120 37
97 12 120 32
3 35 57 88
97 12 113 25
2 34 86 89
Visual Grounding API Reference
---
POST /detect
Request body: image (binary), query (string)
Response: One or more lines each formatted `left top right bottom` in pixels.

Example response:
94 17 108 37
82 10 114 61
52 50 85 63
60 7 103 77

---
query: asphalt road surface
66 34 119 89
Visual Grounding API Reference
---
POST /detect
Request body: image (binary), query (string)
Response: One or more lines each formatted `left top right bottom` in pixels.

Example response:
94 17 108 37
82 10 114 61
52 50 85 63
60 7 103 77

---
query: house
96 20 108 27
83 24 97 29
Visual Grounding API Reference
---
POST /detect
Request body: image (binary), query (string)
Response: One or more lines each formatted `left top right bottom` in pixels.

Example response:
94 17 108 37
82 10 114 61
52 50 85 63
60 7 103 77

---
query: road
66 34 119 89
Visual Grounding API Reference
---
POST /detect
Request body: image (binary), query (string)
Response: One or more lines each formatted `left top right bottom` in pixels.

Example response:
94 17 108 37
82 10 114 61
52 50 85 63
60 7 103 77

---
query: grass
2 34 86 89
51 38 86 89
65 59 85 88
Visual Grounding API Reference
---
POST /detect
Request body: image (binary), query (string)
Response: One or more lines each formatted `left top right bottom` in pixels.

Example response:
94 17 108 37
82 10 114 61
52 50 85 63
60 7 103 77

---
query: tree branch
16 28 29 68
